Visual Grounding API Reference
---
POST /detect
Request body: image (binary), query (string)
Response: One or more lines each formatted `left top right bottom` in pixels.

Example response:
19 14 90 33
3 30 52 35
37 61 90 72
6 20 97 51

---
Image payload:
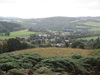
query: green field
78 36 99 40
78 22 100 31
83 22 100 26
75 26 89 28
0 30 41 40
84 22 100 31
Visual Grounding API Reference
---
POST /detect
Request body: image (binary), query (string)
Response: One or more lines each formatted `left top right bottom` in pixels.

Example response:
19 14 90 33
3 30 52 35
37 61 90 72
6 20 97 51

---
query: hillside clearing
11 47 93 57
78 22 100 31
78 36 100 40
0 30 41 40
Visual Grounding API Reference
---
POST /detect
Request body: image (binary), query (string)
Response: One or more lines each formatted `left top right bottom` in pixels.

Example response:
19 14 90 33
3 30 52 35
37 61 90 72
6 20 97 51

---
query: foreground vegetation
92 49 100 56
0 52 100 75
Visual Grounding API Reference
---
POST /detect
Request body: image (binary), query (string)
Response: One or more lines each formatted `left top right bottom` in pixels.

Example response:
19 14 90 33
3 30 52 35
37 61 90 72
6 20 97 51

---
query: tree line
0 36 100 54
0 38 35 54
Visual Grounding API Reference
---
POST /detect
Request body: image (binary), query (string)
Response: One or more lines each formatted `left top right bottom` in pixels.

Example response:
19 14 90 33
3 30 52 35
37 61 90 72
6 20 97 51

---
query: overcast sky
0 0 100 18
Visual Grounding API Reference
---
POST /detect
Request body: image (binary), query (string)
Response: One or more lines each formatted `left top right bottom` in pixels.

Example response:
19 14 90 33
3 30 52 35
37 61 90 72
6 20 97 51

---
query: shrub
70 54 82 59
36 67 52 74
78 56 100 75
78 44 85 49
7 38 22 52
0 62 16 71
95 44 100 49
0 53 100 75
34 57 87 74
21 42 29 49
0 70 6 75
7 69 26 75
28 44 36 48
71 41 85 49
0 53 43 71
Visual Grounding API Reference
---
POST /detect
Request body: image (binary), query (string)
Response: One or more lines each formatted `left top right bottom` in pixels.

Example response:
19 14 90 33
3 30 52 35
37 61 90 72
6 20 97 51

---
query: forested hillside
1 17 100 39
29 17 100 32
1 17 100 32
0 21 25 32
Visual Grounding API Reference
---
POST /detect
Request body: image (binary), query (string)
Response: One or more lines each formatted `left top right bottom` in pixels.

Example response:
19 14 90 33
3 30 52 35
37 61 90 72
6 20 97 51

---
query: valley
0 17 100 75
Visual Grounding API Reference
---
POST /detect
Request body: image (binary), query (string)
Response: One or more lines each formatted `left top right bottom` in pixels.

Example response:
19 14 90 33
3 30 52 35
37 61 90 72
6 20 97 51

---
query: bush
34 57 87 74
0 53 43 71
43 43 52 47
28 44 36 48
36 67 52 74
0 63 16 71
82 57 100 71
71 41 85 49
95 44 100 49
0 71 6 75
78 44 85 49
21 42 29 49
70 54 82 59
7 69 26 75
7 38 22 52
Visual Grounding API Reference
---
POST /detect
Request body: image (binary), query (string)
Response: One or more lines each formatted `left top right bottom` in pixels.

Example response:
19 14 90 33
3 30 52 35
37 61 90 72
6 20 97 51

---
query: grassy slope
78 36 100 40
83 22 100 31
78 22 100 31
11 47 92 57
0 30 41 40
77 22 100 40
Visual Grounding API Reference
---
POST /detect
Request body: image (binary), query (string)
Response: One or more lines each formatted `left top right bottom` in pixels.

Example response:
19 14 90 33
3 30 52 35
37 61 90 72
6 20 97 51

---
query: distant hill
0 21 25 32
0 16 100 32
23 17 100 32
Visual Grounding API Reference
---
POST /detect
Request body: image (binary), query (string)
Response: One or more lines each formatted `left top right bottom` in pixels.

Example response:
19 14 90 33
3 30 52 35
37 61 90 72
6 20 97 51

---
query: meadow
78 22 100 31
78 36 100 40
0 30 41 40
11 47 93 57
84 22 100 31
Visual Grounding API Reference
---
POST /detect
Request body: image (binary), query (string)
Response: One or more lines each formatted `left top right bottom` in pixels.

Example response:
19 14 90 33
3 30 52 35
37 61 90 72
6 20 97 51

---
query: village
26 31 75 47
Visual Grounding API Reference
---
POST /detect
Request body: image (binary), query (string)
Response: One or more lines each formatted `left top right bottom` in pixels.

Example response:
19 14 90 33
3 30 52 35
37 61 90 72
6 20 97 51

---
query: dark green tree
71 41 84 49
21 42 29 49
0 43 3 53
78 43 85 49
92 37 100 49
28 28 33 31
2 41 8 52
5 32 10 36
7 38 22 52
65 42 69 47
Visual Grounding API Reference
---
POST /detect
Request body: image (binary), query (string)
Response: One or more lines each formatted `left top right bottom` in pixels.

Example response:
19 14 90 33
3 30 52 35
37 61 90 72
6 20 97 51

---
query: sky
0 0 100 18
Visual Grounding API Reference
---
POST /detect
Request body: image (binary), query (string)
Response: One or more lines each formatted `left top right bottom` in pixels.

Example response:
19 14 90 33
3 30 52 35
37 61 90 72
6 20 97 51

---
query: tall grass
11 47 92 57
